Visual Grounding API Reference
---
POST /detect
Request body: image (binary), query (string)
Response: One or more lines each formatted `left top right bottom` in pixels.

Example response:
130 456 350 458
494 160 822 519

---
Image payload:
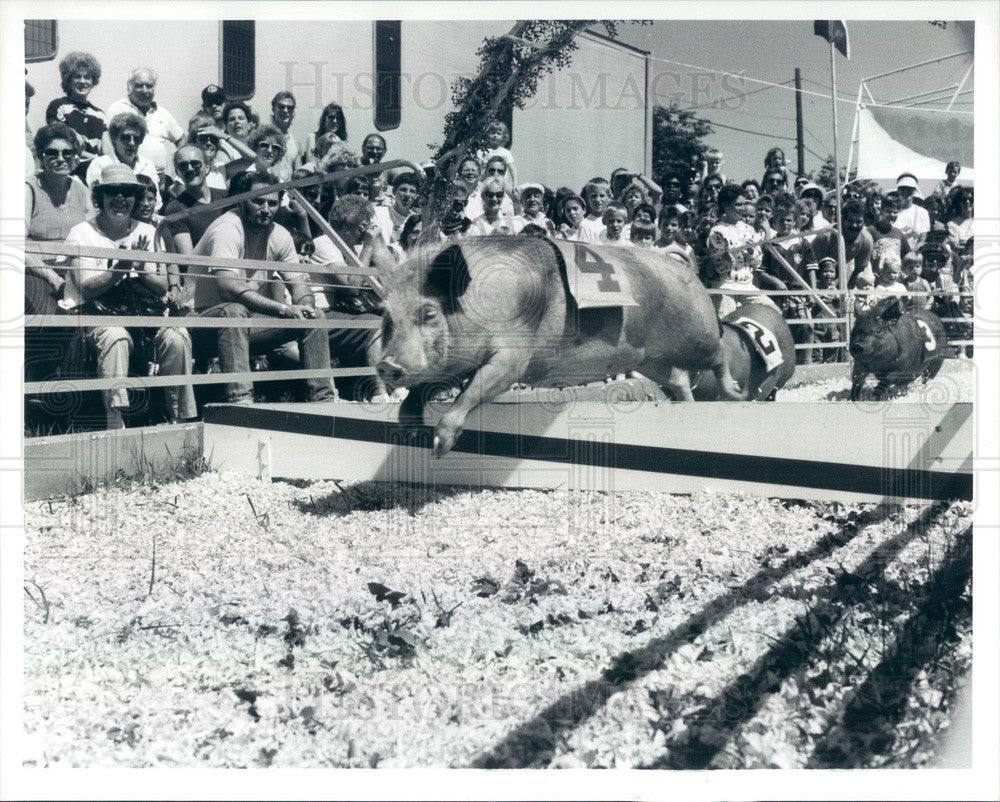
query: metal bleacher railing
23 166 974 402
23 161 425 399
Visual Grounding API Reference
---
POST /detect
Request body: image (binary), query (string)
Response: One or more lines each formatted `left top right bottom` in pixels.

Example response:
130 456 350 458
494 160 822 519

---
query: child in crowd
932 255 961 316
764 203 808 283
857 253 908 308
860 254 908 315
481 121 516 186
629 221 657 248
702 147 726 184
812 258 842 363
741 199 757 228
621 182 648 219
132 173 162 225
867 193 911 267
557 194 588 241
599 202 630 246
654 206 682 249
577 178 610 243
654 206 694 262
903 252 933 310
755 194 775 239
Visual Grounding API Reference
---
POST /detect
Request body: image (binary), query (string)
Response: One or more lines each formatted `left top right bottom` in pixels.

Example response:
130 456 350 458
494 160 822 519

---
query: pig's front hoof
432 419 463 458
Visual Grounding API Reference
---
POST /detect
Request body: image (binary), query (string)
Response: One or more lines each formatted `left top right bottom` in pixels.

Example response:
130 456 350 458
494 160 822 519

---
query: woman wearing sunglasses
244 125 288 178
63 164 196 429
24 123 92 383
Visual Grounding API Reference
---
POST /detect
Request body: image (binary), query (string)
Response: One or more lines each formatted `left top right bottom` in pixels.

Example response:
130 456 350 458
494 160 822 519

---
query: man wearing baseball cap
893 172 930 251
201 85 226 123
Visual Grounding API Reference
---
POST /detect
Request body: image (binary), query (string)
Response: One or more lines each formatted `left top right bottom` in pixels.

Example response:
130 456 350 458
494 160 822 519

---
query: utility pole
794 68 805 176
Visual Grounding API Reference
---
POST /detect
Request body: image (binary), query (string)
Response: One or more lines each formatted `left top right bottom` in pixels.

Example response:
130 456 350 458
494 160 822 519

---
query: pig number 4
916 319 937 352
574 245 621 293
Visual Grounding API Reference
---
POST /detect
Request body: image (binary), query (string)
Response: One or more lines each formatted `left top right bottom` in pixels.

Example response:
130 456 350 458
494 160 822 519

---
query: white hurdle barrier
202 385 972 504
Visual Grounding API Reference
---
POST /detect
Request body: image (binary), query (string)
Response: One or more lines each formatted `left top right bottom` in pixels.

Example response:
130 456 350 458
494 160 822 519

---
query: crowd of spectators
24 52 975 429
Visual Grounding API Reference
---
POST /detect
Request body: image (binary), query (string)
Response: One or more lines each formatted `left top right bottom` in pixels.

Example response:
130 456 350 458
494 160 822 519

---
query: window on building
25 20 57 63
222 21 255 100
374 20 401 131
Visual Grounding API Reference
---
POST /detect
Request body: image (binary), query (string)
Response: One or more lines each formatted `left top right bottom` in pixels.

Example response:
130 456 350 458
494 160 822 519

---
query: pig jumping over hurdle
376 236 741 457
849 299 949 401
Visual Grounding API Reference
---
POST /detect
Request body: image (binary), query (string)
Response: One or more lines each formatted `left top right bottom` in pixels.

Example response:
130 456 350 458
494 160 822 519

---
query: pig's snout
377 358 407 387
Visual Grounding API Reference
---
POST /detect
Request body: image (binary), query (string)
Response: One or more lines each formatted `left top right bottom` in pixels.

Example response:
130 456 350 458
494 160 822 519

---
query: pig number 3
574 245 621 293
916 319 937 352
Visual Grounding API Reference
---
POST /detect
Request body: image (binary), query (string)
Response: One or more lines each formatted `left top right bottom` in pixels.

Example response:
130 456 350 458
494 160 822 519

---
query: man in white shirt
192 171 335 403
893 172 930 252
105 68 184 176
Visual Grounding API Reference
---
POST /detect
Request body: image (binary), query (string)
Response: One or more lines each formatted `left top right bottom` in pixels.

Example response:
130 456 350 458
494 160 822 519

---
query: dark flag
814 20 850 59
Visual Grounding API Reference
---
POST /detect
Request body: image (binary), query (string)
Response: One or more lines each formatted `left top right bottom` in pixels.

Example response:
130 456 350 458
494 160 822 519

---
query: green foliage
651 102 714 187
427 20 647 220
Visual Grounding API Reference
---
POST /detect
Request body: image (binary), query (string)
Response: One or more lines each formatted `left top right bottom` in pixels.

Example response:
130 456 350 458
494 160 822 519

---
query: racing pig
692 302 796 401
376 236 741 457
849 299 948 400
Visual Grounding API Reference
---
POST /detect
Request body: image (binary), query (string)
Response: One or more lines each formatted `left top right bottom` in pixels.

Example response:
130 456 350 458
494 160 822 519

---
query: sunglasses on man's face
256 142 282 153
483 191 504 200
486 167 506 175
43 148 76 160
197 136 219 145
118 133 142 144
177 161 203 171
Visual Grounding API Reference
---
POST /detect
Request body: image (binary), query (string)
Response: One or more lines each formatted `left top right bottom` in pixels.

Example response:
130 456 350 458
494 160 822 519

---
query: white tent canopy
855 107 974 195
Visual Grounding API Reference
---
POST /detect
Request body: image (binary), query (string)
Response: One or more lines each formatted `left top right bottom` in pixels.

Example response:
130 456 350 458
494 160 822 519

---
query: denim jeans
197 302 335 403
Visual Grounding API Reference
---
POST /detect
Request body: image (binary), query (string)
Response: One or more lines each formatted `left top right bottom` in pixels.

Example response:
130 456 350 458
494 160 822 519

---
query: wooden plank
203 400 972 504
23 423 202 500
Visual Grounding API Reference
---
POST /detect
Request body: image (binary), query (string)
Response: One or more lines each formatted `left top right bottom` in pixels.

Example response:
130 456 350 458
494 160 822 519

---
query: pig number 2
574 245 621 293
732 317 778 355
916 319 937 352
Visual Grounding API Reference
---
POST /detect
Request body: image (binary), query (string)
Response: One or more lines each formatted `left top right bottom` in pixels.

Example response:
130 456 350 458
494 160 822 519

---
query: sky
616 19 974 182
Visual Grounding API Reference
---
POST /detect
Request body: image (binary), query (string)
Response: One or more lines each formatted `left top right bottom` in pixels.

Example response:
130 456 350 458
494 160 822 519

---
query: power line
657 93 801 126
679 79 792 110
704 119 826 161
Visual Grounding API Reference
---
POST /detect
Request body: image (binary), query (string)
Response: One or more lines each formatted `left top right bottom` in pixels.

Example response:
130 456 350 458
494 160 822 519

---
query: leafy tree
425 20 647 224
815 153 851 189
651 102 714 188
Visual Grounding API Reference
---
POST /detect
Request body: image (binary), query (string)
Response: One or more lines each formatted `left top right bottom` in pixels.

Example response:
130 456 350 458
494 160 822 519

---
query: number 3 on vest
916 319 937 352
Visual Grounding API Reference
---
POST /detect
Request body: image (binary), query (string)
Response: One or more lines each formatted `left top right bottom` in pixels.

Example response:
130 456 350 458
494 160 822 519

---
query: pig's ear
422 244 472 314
879 297 904 323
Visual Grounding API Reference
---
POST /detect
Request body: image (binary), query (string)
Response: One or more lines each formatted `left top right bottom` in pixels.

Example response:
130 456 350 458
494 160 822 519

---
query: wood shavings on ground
776 359 974 403
23 473 971 769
